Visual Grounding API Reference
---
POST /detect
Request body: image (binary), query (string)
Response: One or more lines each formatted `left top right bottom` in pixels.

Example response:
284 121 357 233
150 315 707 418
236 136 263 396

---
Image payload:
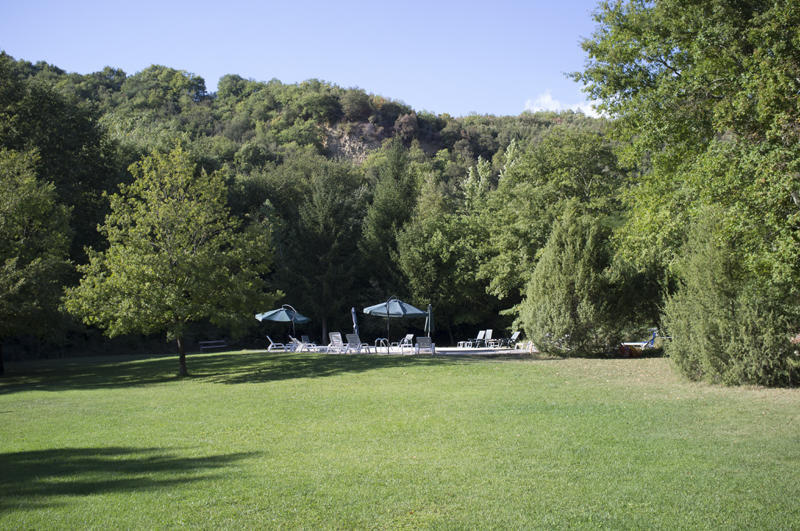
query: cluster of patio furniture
257 299 523 356
457 330 521 348
267 332 435 355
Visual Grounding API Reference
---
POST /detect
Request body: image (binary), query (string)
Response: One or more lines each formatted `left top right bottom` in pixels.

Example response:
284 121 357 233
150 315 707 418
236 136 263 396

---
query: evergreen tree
518 205 618 355
360 140 418 295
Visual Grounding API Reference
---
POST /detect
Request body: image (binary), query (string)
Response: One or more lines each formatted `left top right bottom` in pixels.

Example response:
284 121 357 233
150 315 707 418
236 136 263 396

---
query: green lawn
1 351 798 528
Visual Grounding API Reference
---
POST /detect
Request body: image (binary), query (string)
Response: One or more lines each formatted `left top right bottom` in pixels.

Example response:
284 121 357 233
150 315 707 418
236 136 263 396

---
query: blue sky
1 0 602 117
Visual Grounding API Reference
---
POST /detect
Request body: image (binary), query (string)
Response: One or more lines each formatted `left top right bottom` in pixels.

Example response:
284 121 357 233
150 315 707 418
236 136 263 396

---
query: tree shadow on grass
0 352 462 394
196 352 450 385
0 354 190 395
0 446 258 512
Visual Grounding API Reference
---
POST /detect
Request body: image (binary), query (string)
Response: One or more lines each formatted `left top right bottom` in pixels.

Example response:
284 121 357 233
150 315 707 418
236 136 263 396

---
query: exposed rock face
323 123 384 164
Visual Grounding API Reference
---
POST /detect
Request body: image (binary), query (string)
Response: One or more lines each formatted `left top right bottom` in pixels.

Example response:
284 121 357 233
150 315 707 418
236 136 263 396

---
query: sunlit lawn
1 351 798 528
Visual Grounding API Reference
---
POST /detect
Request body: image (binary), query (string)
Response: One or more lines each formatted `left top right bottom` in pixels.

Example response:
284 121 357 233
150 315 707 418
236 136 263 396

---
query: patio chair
301 335 320 351
345 333 374 354
484 329 499 347
619 329 659 356
458 329 485 348
266 335 287 352
327 332 346 354
392 333 414 354
289 336 318 352
414 336 436 355
288 336 302 351
502 330 521 348
621 329 657 349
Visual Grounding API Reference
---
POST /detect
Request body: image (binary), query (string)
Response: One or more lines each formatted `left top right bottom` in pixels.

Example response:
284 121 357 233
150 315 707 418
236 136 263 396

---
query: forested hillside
3 0 800 388
0 52 607 361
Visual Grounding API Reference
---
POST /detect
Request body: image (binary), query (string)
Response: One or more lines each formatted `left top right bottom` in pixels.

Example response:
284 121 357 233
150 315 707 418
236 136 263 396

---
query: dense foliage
3 0 799 388
0 149 71 374
63 147 277 375
577 0 800 385
1 51 610 349
519 205 618 355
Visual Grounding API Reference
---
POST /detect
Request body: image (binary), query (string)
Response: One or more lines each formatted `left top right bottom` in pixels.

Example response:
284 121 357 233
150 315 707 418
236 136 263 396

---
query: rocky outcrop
323 123 385 164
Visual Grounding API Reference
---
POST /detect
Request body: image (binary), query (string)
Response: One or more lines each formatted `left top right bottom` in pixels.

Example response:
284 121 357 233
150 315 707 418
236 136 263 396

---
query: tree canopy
5 15 799 388
0 149 71 374
576 0 800 384
64 146 278 376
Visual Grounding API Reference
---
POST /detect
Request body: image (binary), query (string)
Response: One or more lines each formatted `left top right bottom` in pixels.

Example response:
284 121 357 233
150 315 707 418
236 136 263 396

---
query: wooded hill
0 52 609 357
3 0 800 387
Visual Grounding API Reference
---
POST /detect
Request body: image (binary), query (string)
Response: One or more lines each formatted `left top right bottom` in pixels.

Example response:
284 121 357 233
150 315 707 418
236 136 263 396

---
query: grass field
1 351 798 528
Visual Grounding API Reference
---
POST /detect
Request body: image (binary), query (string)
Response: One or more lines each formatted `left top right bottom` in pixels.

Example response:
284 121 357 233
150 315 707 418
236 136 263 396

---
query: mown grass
1 351 798 528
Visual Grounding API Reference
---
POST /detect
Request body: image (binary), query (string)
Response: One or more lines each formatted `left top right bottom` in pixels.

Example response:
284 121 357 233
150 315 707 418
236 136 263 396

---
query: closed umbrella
255 304 311 337
424 303 434 338
351 307 360 337
363 296 426 354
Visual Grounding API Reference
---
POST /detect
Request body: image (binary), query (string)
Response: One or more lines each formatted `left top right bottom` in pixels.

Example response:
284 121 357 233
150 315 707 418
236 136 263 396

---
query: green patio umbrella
255 304 311 337
363 296 426 354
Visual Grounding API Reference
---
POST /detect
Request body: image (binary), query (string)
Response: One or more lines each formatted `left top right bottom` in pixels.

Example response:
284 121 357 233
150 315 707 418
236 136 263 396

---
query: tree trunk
0 342 4 376
176 336 188 377
321 317 328 346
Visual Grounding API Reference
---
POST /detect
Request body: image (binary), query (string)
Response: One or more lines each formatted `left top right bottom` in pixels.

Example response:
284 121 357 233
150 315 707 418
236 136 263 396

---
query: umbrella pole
386 299 390 355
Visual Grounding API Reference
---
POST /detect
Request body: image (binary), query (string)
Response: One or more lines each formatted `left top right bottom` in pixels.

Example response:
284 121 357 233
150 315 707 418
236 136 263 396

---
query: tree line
2 0 799 385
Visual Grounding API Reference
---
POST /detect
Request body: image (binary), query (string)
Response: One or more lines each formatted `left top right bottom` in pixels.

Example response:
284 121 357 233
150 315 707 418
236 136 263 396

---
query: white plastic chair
414 336 436 355
266 335 287 352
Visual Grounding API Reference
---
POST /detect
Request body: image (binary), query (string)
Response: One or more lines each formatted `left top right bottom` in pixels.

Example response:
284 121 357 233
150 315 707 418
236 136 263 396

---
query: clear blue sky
1 0 602 117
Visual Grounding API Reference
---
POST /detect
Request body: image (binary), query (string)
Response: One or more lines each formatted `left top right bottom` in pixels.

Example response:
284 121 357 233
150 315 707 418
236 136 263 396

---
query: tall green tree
0 53 119 259
577 0 800 384
360 140 418 295
518 204 618 355
397 173 497 343
268 152 367 341
479 127 622 303
65 146 277 376
663 207 800 386
0 149 71 375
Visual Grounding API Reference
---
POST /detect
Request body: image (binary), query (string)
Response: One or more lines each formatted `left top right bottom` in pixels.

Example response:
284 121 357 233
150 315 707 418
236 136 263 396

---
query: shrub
663 210 800 386
518 205 621 355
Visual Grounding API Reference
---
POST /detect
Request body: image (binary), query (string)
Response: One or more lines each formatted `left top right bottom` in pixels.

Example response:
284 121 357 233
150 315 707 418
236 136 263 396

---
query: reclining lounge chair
267 335 287 352
345 333 374 354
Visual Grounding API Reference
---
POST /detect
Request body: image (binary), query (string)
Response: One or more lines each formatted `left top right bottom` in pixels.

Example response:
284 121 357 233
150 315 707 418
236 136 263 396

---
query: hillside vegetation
2 0 800 386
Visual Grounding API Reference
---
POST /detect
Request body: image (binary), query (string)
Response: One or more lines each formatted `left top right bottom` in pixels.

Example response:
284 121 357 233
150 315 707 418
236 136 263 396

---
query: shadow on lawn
0 354 188 395
0 446 257 511
198 352 446 385
0 352 454 393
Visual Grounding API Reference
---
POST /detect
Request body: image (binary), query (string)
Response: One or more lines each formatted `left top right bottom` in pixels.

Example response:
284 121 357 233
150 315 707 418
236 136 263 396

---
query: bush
518 205 621 355
663 210 800 386
341 90 371 122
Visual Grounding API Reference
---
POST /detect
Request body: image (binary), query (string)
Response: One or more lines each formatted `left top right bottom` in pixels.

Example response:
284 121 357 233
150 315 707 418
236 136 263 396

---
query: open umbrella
255 304 311 337
363 296 426 354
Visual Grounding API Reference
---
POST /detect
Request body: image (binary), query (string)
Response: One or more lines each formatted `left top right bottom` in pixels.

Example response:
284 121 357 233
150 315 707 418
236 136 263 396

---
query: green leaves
65 146 277 358
0 149 71 339
479 126 622 301
518 205 617 355
579 0 800 383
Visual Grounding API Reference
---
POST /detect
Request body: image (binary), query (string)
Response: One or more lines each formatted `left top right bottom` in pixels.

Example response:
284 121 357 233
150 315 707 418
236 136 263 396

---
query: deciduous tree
65 146 277 376
577 0 800 383
0 149 71 374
